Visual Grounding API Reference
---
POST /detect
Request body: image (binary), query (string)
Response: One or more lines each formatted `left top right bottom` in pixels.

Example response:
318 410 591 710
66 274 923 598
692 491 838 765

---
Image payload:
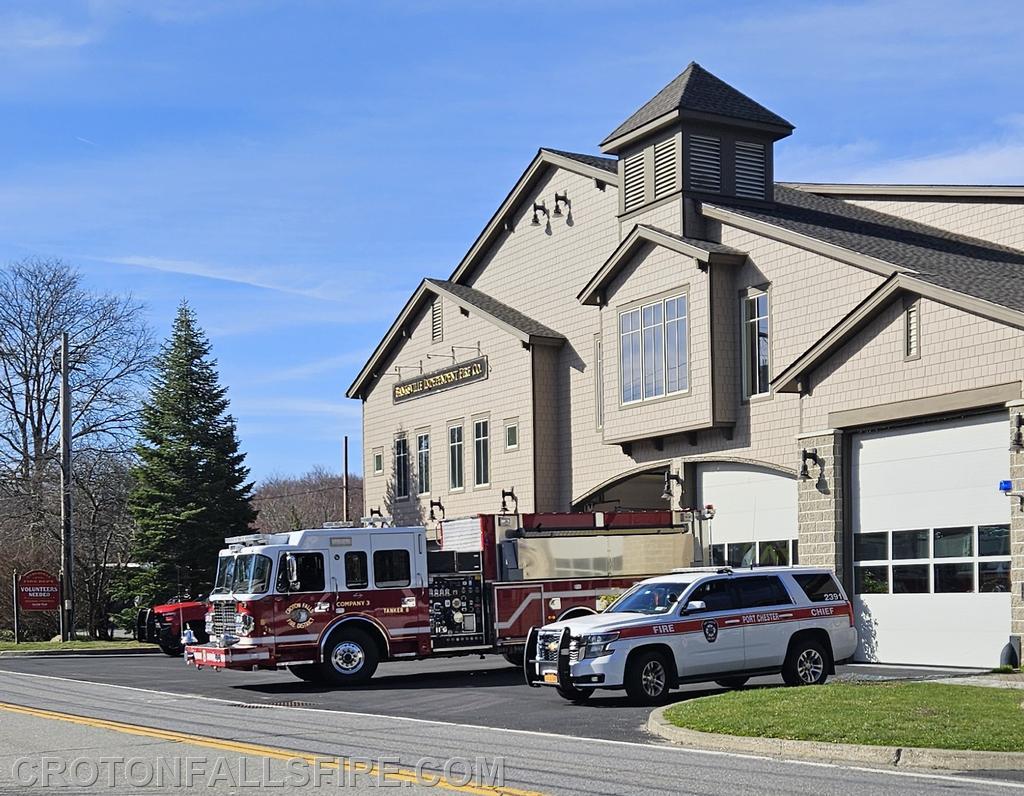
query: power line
251 484 345 502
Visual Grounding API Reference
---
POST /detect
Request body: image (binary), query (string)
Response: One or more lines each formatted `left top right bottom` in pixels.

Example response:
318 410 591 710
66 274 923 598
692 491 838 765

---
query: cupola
601 62 793 214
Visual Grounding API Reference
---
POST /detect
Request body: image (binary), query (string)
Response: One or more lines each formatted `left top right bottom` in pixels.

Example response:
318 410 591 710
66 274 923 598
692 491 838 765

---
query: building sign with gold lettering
392 356 488 404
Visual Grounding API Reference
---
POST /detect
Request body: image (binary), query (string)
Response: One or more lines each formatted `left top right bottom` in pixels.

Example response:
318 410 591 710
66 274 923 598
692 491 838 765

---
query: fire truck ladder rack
510 525 687 538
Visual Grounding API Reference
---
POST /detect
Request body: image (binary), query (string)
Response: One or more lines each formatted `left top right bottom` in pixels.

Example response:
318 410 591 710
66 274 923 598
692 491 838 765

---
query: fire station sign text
393 356 488 404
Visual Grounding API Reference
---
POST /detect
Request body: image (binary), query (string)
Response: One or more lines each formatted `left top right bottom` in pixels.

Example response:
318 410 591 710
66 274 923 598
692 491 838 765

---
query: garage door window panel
853 532 888 562
892 564 929 594
979 524 1009 557
934 527 972 558
891 529 928 559
855 566 889 595
934 562 974 593
979 561 1010 593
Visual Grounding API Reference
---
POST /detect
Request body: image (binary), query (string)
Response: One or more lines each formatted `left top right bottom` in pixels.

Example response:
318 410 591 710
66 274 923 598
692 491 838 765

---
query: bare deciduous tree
253 466 364 532
0 257 153 637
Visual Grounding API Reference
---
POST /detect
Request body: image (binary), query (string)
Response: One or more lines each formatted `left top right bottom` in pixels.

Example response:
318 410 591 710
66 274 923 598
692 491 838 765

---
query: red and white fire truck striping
185 511 695 684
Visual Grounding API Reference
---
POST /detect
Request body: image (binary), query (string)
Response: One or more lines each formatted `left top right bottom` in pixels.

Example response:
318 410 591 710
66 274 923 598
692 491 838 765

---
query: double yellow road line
0 701 544 796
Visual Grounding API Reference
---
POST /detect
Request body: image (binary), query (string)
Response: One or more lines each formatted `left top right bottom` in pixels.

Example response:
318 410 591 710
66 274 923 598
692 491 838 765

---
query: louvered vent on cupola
431 298 443 342
687 134 721 193
653 138 677 199
735 141 767 200
622 152 645 212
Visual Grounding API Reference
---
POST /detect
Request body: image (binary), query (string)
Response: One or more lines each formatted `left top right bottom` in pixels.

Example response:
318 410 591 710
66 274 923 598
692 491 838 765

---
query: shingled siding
845 199 1024 253
465 166 634 507
361 298 536 524
799 298 1024 431
600 244 712 443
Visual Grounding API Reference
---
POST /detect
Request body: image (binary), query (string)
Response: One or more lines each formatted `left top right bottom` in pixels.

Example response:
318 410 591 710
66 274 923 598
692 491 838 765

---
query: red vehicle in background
185 511 696 684
136 597 209 656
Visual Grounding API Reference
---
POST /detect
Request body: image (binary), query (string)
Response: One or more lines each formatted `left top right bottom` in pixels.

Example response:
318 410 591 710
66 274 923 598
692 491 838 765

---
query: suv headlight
234 613 255 636
579 631 619 660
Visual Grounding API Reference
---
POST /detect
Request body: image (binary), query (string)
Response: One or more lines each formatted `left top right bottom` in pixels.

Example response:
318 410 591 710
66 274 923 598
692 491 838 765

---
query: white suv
525 566 857 704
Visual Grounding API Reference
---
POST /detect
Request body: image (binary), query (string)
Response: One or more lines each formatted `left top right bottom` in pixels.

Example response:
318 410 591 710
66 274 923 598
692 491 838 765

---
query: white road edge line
0 669 1020 791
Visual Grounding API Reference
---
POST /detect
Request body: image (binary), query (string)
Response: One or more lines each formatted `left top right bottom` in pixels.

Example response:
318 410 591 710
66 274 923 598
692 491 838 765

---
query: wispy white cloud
0 13 97 53
255 351 372 384
233 397 362 419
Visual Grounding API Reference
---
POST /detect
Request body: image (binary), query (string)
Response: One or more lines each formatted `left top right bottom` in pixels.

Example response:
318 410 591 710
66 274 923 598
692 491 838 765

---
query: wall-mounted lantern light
429 499 445 522
1010 414 1023 453
530 202 549 226
799 448 823 481
552 192 570 217
661 471 684 502
500 487 518 514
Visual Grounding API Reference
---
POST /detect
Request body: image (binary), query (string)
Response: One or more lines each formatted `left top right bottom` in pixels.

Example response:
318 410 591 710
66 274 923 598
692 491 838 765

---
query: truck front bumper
524 627 625 690
186 643 273 670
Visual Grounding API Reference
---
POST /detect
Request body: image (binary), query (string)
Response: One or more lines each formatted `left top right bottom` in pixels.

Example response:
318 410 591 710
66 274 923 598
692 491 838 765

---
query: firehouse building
347 63 1024 669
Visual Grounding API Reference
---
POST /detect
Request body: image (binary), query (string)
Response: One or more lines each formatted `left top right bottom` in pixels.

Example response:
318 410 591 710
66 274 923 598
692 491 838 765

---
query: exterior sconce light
1010 414 1023 453
552 192 570 217
799 448 823 481
661 471 684 502
500 487 518 514
701 504 716 521
530 202 549 226
999 479 1024 512
428 499 445 522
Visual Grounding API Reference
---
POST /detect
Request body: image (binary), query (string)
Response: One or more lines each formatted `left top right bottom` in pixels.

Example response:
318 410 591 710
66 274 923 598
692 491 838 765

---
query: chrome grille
536 631 561 663
210 602 236 634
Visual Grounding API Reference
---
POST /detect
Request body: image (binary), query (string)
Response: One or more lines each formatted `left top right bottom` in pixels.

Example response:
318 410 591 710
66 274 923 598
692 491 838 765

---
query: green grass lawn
664 682 1024 752
0 639 151 653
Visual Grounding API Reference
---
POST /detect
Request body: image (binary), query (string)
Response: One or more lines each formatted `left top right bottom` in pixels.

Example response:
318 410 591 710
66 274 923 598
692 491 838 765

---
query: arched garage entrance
574 463 670 511
695 462 798 568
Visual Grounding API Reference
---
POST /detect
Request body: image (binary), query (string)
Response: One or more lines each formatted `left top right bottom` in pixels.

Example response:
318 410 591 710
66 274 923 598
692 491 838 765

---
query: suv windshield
608 581 690 614
211 554 272 595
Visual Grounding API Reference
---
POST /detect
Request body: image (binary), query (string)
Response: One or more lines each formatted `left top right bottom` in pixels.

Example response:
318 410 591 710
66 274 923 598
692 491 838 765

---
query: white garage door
698 463 797 568
851 412 1012 667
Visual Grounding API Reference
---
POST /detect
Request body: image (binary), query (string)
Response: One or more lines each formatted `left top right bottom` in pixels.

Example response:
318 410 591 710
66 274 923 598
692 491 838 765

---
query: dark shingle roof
425 279 565 341
542 148 618 174
602 62 793 146
707 185 1024 313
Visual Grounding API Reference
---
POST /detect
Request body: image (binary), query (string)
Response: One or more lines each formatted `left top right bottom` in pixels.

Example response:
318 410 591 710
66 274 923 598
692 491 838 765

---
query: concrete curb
0 647 161 658
648 705 1024 771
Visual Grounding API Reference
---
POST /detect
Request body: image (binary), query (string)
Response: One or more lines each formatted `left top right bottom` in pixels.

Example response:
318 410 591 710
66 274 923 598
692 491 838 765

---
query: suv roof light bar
670 566 733 574
224 534 271 546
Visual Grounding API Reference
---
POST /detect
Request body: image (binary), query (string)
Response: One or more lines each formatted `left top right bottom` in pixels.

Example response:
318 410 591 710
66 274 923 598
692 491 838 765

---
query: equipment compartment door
493 584 544 644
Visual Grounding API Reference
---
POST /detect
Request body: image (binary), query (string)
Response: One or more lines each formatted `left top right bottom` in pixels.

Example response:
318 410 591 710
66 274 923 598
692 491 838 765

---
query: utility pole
59 332 75 642
342 435 350 523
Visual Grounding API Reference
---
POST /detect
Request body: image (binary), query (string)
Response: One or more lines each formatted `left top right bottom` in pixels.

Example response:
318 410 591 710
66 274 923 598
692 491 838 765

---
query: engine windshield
607 581 691 615
211 553 273 595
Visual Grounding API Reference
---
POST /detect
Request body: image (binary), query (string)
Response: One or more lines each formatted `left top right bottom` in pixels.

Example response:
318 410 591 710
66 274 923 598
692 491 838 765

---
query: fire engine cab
185 511 695 685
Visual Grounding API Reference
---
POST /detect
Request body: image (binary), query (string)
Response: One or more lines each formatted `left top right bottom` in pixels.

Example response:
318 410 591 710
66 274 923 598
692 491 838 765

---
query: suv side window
792 573 844 603
734 575 792 609
686 579 738 612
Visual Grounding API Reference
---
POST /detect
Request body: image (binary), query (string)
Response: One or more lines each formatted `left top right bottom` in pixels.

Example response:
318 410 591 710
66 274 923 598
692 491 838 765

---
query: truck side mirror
684 600 707 614
285 554 299 590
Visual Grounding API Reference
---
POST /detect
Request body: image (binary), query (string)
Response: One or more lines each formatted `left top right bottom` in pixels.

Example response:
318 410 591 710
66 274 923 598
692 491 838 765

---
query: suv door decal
616 603 852 640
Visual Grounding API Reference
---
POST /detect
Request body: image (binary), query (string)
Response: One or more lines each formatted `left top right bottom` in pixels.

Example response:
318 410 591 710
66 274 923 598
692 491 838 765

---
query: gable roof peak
601 62 794 151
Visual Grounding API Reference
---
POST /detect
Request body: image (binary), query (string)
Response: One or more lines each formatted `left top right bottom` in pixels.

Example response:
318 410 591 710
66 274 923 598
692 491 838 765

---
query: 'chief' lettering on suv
525 566 856 705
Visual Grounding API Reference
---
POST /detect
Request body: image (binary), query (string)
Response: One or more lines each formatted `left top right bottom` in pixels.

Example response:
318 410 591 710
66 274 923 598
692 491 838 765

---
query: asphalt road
0 662 1020 795
0 652 981 743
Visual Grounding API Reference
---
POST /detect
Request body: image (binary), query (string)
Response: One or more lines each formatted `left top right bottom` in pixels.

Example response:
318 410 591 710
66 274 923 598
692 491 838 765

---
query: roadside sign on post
17 570 61 612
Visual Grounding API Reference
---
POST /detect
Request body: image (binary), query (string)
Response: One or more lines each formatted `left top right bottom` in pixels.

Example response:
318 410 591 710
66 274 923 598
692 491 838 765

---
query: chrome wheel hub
796 649 824 684
331 641 365 674
641 660 666 696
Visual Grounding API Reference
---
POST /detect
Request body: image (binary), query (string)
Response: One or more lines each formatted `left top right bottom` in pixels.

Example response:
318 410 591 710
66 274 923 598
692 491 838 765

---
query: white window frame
372 448 384 476
447 423 464 492
504 419 519 451
742 288 771 398
416 431 430 496
473 417 490 488
594 333 604 430
852 524 1011 595
394 434 410 500
618 291 688 406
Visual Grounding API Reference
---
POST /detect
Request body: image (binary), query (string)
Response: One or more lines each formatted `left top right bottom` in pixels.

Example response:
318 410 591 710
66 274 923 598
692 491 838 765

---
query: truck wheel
289 664 323 683
318 628 379 686
714 676 749 690
502 647 524 667
555 683 594 704
159 641 183 657
624 649 671 705
782 638 829 686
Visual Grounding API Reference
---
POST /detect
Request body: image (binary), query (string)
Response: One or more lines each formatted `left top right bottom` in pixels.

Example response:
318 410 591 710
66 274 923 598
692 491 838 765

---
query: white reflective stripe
723 619 741 625
389 626 430 636
236 634 319 645
495 589 609 630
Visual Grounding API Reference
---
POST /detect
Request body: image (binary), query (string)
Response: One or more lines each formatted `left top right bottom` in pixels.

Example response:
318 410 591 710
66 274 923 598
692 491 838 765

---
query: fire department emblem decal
285 603 314 629
702 619 719 644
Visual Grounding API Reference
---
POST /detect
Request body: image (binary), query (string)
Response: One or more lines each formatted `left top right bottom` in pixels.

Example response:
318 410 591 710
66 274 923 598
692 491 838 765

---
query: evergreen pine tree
128 302 256 603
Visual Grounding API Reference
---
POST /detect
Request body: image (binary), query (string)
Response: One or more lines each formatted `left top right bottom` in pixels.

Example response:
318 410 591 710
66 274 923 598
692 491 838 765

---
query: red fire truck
185 511 695 684
136 597 209 656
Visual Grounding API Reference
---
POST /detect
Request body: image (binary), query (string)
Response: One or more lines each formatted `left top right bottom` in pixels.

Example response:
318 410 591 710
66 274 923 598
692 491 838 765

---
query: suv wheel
782 638 829 686
714 676 749 690
316 628 379 686
624 650 671 704
555 683 594 704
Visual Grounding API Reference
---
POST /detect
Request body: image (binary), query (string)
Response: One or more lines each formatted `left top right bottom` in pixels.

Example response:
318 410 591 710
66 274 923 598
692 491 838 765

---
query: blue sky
2 0 1022 482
